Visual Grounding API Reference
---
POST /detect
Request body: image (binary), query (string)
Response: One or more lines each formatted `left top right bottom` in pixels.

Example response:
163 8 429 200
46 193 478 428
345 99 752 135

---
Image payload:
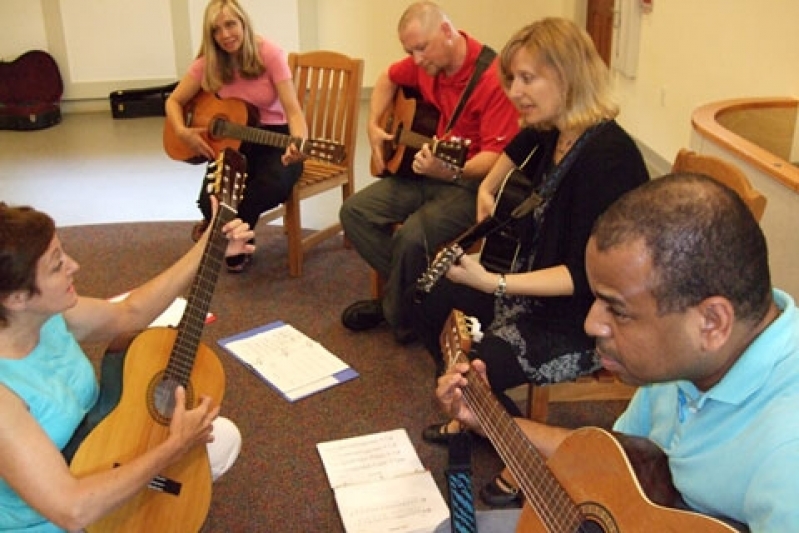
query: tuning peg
465 315 484 342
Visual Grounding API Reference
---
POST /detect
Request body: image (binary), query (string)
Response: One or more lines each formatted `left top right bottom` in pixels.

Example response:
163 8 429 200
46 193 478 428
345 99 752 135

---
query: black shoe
421 421 461 445
480 474 523 508
342 299 385 331
225 253 252 273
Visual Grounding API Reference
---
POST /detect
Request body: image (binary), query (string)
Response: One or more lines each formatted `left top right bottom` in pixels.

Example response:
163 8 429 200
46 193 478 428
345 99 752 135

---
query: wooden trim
691 97 799 193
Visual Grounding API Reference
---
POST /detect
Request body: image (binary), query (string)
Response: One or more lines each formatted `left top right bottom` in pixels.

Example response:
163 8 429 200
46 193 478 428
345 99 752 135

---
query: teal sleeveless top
0 314 99 532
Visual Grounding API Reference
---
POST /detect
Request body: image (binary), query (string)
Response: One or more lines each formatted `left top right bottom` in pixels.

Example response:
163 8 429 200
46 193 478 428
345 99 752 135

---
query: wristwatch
494 274 507 297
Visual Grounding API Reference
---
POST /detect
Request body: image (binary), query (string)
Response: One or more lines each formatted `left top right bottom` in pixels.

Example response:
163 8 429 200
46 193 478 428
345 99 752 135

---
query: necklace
556 137 576 155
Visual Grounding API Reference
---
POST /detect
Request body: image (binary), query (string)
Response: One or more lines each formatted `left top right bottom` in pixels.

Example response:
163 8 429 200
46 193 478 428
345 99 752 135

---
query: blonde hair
499 17 618 130
198 0 264 92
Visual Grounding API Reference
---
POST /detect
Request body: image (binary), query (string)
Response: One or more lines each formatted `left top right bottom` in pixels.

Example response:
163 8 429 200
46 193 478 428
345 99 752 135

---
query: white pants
208 416 242 481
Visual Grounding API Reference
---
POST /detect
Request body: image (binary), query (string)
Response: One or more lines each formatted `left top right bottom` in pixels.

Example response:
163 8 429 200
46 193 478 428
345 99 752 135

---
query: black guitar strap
443 45 497 135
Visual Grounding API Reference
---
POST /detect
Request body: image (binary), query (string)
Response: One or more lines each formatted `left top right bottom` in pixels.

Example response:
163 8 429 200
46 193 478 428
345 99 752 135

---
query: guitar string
452 314 583 530
462 370 583 531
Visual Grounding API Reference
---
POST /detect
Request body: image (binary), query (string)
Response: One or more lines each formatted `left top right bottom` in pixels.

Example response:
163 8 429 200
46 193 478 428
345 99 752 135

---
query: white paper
224 324 348 392
317 429 449 533
219 322 358 401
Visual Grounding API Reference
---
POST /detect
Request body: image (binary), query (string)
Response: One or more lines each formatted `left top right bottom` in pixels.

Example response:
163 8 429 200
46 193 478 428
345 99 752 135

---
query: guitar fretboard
214 120 299 151
445 313 584 530
165 204 236 386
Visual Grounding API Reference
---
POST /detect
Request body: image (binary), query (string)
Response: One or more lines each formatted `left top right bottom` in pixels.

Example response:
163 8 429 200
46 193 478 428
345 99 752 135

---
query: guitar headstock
432 136 471 170
205 148 247 209
300 139 347 164
441 310 483 371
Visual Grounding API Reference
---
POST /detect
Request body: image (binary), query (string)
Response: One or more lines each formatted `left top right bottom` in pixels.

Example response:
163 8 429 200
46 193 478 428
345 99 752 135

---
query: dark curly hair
0 204 56 327
591 173 771 323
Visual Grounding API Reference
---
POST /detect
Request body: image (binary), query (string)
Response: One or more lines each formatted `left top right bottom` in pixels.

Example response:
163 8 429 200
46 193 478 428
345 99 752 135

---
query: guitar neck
445 313 583 530
396 128 433 151
464 371 583 529
213 119 299 151
414 216 511 298
165 204 236 384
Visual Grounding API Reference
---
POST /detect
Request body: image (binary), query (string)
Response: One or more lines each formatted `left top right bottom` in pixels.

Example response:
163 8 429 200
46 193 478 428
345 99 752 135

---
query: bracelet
451 168 462 183
494 273 507 297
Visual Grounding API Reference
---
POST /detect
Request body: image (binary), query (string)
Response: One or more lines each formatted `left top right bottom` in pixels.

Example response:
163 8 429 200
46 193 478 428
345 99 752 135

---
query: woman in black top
413 17 650 506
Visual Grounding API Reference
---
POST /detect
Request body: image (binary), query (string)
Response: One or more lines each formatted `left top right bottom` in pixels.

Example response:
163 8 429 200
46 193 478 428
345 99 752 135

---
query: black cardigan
503 121 650 332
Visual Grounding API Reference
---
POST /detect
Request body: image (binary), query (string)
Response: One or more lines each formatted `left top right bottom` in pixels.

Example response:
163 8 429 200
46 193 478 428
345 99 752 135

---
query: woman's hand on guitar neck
281 142 306 166
202 197 256 258
445 249 496 294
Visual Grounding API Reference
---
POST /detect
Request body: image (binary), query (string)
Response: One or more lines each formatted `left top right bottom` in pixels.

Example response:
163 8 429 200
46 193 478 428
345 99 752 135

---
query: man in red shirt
340 1 519 343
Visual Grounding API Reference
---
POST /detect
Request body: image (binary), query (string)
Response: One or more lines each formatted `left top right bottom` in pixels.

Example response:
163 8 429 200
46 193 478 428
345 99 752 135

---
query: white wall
612 0 799 171
3 0 798 198
311 0 583 86
0 0 300 103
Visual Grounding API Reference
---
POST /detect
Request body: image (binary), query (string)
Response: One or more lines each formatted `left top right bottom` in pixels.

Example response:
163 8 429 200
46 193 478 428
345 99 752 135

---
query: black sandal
480 473 522 508
421 420 461 445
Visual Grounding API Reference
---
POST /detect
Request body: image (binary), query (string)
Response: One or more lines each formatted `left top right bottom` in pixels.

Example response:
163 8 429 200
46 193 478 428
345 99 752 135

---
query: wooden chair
260 50 363 277
671 148 767 221
526 148 768 423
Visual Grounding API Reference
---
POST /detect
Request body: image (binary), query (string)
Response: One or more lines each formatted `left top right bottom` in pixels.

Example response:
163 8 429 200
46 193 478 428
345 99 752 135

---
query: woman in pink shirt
166 0 307 273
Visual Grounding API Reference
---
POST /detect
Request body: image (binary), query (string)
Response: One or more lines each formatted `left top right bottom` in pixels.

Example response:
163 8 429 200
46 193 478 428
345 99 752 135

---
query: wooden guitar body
515 427 736 532
164 91 253 164
70 327 225 533
372 86 469 177
373 87 438 177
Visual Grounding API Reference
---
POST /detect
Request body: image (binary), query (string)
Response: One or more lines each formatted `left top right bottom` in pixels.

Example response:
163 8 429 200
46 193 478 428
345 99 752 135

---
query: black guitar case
109 81 178 119
0 50 63 131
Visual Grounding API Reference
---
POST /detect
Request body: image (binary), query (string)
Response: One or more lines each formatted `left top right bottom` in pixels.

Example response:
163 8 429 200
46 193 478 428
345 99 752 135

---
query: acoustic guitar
414 165 536 300
372 86 470 177
163 91 345 165
69 148 247 533
441 310 738 532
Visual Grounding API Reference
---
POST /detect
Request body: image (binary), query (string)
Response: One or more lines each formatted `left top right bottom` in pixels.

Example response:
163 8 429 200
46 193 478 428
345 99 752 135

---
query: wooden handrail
691 97 799 193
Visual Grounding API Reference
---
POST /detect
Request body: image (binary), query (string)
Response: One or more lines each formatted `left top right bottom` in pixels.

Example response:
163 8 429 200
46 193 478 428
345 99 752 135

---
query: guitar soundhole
576 502 618 533
576 521 607 533
147 371 194 426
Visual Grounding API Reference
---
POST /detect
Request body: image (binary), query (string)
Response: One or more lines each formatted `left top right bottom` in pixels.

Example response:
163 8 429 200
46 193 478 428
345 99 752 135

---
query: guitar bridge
148 474 182 496
114 462 182 496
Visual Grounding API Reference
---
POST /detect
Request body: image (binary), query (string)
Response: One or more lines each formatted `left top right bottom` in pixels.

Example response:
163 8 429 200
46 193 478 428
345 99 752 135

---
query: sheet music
218 322 358 401
317 429 449 533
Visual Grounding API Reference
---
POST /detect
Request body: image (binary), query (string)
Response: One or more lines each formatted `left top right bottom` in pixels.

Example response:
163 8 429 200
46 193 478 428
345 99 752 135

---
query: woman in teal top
0 203 252 531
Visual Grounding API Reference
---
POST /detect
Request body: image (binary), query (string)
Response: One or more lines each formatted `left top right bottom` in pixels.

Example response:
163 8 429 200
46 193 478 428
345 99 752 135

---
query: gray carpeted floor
60 221 626 532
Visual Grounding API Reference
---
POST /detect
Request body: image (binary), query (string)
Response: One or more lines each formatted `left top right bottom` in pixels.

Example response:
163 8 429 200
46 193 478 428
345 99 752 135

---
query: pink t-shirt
189 37 292 125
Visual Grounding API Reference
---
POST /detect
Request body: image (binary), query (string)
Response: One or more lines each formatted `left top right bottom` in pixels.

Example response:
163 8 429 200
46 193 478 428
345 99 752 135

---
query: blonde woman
166 0 307 272
414 18 649 507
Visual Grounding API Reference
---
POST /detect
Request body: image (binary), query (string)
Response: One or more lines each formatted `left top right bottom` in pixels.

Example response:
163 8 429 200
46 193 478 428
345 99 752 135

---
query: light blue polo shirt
0 314 99 532
615 289 799 532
